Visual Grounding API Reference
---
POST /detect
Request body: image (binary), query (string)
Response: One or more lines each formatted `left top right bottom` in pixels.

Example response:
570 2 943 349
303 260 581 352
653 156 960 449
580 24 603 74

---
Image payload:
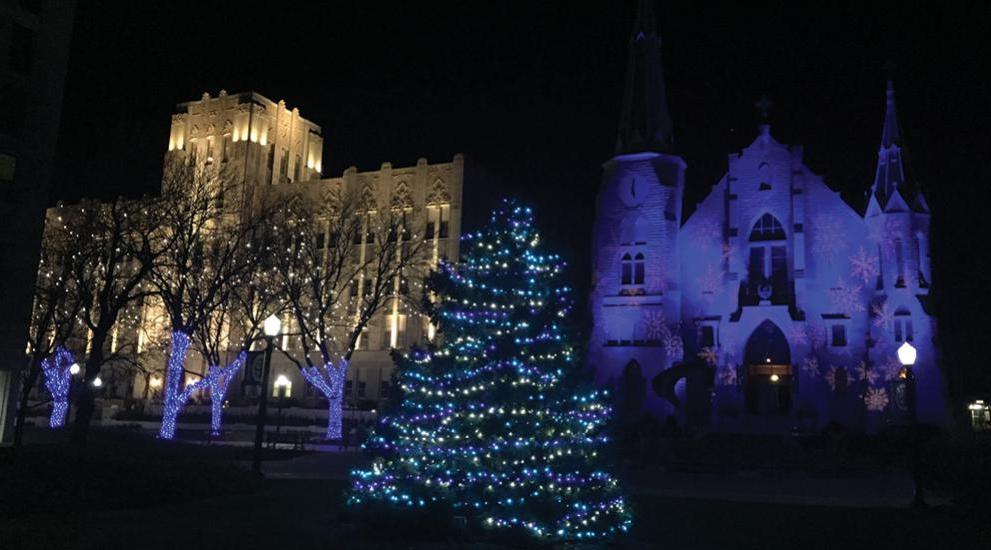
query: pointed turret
869 80 926 213
615 0 675 155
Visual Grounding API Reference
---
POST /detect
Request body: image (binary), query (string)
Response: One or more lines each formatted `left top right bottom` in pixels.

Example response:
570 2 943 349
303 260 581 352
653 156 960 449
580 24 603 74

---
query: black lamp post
251 314 281 477
898 341 925 508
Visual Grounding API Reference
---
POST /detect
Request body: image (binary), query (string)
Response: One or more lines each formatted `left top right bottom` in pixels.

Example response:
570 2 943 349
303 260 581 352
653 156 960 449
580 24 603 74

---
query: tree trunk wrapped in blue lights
349 200 631 542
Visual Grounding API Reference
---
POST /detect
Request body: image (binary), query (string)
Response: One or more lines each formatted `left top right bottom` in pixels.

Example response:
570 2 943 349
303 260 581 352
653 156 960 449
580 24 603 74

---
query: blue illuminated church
589 0 946 432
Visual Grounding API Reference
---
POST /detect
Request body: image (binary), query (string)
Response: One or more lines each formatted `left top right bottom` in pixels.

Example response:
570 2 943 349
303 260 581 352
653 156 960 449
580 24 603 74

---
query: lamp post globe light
252 314 281 476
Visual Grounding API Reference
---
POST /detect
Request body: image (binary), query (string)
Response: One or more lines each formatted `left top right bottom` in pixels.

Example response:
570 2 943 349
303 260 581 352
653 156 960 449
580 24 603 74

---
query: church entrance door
743 320 793 416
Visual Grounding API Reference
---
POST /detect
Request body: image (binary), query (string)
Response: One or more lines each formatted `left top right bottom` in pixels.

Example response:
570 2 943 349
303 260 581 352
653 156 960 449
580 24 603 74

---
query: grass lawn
2 478 988 550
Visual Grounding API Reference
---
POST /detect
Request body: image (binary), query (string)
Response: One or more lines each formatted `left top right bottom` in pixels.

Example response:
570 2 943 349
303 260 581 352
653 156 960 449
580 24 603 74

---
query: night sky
52 2 990 391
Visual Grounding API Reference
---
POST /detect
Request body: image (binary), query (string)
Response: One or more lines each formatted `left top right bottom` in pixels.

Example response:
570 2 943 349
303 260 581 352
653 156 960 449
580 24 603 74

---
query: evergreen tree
350 200 631 541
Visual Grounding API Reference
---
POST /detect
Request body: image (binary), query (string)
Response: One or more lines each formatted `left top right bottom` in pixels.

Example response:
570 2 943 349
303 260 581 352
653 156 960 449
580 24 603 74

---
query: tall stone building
0 0 75 442
130 91 464 410
589 0 946 432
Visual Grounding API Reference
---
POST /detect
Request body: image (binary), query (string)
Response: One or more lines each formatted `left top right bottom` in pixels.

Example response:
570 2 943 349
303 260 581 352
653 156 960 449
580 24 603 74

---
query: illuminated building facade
589 0 946 432
36 91 463 414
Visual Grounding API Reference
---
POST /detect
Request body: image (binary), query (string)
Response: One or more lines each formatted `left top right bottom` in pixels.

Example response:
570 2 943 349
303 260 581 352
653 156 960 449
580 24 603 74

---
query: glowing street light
69 363 81 375
898 341 917 367
263 314 282 338
92 376 103 388
253 313 282 476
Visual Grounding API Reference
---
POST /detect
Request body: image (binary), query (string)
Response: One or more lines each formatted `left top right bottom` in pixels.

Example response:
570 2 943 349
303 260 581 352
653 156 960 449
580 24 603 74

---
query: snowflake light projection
830 278 865 313
811 214 844 265
855 361 879 386
699 265 723 300
871 301 894 330
663 332 684 361
697 347 719 366
789 325 809 347
801 356 821 378
849 246 879 285
879 356 903 383
40 346 75 428
865 387 889 412
868 217 904 246
824 365 837 391
641 310 668 341
717 364 738 386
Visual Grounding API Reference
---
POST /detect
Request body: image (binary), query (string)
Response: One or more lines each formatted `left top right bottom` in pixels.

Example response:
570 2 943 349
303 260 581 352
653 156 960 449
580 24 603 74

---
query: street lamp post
898 341 925 508
251 314 281 477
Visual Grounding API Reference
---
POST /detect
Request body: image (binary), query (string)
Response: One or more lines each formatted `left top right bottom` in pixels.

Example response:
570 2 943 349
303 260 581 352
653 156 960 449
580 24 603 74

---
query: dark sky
54 2 991 390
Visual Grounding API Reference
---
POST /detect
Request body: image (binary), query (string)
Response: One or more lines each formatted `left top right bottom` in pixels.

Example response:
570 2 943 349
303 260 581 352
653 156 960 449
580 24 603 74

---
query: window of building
700 325 716 348
345 379 353 396
349 279 359 298
315 232 325 250
358 380 367 398
621 254 632 285
633 253 645 285
294 154 302 182
222 134 232 162
9 24 35 73
830 324 847 347
426 220 436 239
439 207 449 238
749 213 786 242
895 238 906 287
894 308 913 342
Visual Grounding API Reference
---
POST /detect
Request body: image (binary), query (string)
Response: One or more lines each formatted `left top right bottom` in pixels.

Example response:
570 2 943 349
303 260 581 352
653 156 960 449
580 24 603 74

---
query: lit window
894 308 913 342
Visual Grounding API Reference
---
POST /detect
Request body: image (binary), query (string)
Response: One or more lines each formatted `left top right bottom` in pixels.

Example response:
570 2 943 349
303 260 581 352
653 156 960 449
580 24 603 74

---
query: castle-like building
45 91 464 412
589 0 946 432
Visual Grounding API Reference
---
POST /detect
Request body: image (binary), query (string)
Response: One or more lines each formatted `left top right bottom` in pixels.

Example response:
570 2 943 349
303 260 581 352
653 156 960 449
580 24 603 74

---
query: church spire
870 79 917 211
615 0 675 155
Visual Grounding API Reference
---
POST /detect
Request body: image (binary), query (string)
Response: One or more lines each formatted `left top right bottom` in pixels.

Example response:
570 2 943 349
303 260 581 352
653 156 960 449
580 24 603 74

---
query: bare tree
63 197 160 446
270 187 426 439
12 209 86 445
148 157 264 439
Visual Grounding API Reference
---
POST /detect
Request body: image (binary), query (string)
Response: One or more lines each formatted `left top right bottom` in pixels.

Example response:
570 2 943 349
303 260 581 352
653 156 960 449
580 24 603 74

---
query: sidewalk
257 450 922 508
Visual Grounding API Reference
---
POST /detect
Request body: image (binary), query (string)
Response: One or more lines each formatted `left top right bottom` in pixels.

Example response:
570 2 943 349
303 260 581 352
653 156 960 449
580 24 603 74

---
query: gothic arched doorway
743 320 793 415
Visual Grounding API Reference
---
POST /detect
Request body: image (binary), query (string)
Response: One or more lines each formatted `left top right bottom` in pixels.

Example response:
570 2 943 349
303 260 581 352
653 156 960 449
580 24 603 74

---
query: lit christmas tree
350 200 631 542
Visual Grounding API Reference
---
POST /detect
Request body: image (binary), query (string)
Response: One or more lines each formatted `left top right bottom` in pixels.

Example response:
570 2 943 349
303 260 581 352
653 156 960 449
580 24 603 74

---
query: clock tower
589 0 686 423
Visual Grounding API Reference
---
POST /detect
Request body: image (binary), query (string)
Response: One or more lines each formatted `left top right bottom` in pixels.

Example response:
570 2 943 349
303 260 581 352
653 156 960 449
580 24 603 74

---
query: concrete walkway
256 450 921 508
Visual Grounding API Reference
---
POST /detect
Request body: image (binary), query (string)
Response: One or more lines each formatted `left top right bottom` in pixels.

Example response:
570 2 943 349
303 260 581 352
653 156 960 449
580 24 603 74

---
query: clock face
619 174 649 206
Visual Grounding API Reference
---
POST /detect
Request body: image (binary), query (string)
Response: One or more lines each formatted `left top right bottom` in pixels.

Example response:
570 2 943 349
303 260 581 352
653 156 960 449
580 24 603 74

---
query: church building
589 0 946 432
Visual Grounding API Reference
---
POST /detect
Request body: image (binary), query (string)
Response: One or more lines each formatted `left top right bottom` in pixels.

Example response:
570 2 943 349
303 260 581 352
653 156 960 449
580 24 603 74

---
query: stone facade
589 1 946 432
35 91 463 413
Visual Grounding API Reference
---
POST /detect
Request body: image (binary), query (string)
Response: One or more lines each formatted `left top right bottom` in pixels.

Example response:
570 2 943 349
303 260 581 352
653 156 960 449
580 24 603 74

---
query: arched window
621 253 632 285
749 213 786 241
634 253 645 284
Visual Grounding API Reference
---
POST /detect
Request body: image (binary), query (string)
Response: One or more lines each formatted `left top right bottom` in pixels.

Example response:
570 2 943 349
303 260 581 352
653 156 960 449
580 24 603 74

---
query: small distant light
69 363 81 375
770 374 780 383
92 376 103 388
765 357 771 364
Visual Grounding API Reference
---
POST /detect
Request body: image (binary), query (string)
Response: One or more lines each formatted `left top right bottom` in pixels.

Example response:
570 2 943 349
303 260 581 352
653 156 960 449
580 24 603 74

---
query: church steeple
870 80 926 213
615 0 675 155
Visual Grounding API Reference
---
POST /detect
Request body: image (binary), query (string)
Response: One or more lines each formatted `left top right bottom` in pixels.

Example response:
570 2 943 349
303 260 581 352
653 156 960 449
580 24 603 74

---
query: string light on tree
349 200 631 541
40 346 76 428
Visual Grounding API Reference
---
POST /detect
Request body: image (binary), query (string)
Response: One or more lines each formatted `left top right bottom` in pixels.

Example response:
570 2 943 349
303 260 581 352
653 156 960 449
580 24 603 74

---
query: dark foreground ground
2 478 987 550
2 428 988 549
